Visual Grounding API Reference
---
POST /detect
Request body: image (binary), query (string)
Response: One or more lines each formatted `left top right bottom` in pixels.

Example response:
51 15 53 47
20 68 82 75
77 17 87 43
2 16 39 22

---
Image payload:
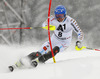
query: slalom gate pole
48 0 56 63
0 27 32 30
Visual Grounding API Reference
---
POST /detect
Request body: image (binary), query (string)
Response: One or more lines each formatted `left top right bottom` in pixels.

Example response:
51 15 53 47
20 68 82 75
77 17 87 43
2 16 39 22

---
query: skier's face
55 14 65 22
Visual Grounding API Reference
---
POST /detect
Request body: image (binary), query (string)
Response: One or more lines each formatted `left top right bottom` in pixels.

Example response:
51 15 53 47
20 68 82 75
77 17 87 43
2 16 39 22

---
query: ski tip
8 66 14 72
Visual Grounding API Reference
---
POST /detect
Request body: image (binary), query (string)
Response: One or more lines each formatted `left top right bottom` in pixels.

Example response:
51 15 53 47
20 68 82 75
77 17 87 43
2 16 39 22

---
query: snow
0 45 100 79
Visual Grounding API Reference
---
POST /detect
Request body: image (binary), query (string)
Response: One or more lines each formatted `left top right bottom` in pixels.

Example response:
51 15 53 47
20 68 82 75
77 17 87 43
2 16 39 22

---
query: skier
9 5 84 72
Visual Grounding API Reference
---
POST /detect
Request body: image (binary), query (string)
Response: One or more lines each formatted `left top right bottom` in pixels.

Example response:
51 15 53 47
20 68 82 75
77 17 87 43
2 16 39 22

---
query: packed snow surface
0 45 100 79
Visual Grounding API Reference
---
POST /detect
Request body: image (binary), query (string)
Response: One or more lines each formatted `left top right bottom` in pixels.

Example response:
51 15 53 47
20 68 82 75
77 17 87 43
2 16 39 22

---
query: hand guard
76 41 82 48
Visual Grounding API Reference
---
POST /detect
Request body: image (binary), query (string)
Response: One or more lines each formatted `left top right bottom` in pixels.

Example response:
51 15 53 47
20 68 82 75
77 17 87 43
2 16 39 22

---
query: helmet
54 5 67 18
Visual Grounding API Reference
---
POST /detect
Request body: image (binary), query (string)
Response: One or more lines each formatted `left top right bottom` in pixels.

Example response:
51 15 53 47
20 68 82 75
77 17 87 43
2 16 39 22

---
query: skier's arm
42 15 54 28
39 46 60 63
70 19 84 42
42 19 48 27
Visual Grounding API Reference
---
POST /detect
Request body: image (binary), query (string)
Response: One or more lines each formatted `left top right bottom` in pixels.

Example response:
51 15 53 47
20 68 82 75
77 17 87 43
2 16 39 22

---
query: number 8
58 32 62 37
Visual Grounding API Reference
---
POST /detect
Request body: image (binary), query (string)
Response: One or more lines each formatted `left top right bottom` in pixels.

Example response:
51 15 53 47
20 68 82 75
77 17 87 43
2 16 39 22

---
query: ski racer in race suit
15 5 84 68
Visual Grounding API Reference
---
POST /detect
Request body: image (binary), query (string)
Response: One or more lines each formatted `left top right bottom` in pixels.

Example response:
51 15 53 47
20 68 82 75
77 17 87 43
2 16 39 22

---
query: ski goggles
55 14 65 18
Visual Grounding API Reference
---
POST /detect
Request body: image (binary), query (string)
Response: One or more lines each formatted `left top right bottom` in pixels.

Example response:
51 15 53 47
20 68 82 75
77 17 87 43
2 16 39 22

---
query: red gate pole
48 0 56 63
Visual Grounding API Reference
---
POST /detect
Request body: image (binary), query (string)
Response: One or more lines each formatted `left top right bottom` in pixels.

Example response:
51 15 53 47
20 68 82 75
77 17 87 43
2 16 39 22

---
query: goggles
55 14 65 18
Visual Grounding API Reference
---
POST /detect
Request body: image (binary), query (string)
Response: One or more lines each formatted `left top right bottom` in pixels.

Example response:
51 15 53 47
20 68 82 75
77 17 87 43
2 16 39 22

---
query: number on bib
58 32 62 37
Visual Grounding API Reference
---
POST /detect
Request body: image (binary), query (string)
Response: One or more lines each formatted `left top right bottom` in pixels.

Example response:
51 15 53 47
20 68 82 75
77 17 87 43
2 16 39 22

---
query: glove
76 41 82 48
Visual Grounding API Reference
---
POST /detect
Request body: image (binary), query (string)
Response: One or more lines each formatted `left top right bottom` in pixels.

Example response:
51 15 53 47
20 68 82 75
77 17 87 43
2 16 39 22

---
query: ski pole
86 47 100 51
34 25 56 31
0 27 32 30
75 46 100 51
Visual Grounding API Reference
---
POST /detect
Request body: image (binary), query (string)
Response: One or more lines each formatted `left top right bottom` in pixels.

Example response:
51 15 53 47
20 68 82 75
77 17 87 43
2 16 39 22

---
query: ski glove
76 41 82 48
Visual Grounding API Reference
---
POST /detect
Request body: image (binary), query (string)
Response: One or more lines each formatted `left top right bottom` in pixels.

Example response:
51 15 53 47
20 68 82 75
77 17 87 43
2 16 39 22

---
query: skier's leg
37 36 72 63
8 51 42 72
13 46 59 71
9 52 41 68
16 52 41 67
27 52 41 60
38 41 50 54
38 46 60 63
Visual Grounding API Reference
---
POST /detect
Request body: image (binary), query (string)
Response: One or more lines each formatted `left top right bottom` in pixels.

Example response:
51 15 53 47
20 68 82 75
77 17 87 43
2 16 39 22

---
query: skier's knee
28 52 41 60
53 46 60 55
38 46 60 63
